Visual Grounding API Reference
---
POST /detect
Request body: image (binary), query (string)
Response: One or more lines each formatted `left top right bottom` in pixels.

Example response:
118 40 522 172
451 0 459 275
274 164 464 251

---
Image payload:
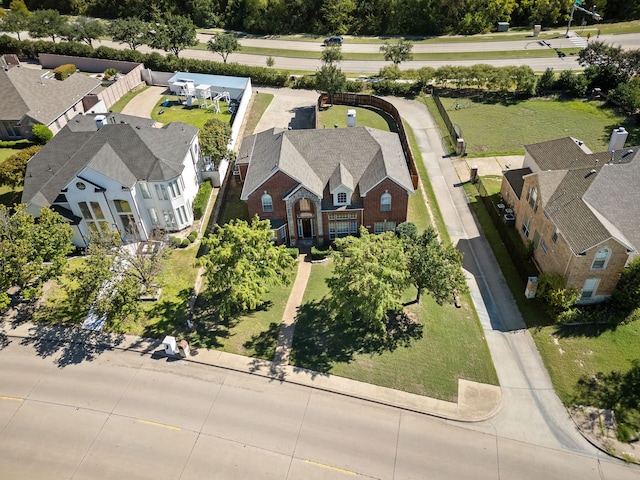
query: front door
298 218 315 238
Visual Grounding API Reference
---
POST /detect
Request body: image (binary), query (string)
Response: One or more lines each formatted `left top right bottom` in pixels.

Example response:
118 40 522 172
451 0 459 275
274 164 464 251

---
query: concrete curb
2 321 502 422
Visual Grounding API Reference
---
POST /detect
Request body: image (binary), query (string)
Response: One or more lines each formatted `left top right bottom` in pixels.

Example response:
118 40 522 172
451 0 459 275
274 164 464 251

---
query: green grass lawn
291 260 498 401
244 93 274 135
151 95 233 129
317 105 394 131
436 96 633 156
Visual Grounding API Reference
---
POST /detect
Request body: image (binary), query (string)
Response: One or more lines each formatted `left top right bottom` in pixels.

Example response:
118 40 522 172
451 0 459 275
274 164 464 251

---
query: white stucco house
22 113 203 247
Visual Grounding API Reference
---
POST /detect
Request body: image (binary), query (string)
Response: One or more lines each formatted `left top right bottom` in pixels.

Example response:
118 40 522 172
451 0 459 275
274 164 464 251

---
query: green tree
10 0 30 15
405 227 467 305
186 0 222 28
108 17 151 50
610 77 640 114
0 204 73 308
327 228 410 336
320 0 356 35
321 43 343 65
537 272 580 318
0 146 42 189
148 14 198 57
0 9 30 40
28 9 65 42
199 118 232 167
207 33 240 63
266 55 275 68
380 39 413 65
579 41 639 91
611 256 640 317
31 124 53 144
537 67 556 94
198 216 295 319
315 64 347 101
60 16 105 46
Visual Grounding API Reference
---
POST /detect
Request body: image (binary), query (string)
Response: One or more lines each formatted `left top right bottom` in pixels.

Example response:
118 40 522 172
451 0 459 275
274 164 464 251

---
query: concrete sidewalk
1 320 501 422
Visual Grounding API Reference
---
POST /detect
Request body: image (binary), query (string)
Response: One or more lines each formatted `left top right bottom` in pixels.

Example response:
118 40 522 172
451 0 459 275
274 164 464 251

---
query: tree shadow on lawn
243 321 280 361
573 359 640 442
289 299 424 374
143 287 193 339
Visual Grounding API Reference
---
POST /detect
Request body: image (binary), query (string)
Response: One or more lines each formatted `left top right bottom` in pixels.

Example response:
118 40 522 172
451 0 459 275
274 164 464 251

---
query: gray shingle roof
22 114 198 208
527 144 640 254
240 127 413 201
0 67 101 125
503 167 531 199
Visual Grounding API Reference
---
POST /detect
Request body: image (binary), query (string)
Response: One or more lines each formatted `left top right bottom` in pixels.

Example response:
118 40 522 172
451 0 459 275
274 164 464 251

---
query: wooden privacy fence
317 93 419 190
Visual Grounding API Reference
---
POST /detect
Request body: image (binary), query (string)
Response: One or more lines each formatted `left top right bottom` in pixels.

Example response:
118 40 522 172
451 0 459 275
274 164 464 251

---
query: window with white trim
168 179 181 198
591 248 610 270
337 192 347 204
262 193 273 212
148 207 160 226
540 240 548 253
163 210 177 229
581 278 599 300
374 221 395 234
381 192 391 212
552 227 559 243
140 182 152 199
526 186 538 211
155 184 169 200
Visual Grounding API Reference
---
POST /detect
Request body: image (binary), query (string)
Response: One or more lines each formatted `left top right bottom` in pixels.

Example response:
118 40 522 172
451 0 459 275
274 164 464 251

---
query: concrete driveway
121 86 167 118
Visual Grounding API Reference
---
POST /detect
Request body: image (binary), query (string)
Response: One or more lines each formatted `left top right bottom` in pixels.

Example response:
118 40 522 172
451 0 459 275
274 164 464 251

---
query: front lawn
151 95 233 129
425 96 636 157
290 261 498 401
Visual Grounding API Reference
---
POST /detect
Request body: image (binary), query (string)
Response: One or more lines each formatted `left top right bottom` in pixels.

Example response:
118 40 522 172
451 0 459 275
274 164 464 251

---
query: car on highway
323 36 343 46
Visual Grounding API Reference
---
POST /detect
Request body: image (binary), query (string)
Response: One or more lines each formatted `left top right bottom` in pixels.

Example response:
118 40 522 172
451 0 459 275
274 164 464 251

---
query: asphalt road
1 340 638 480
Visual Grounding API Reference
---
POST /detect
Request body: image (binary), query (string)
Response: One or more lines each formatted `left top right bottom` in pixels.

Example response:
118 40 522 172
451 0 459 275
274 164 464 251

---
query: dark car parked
323 36 344 46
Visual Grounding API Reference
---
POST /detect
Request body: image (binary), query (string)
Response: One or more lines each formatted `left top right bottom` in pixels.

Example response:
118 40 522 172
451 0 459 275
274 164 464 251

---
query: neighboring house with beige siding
0 65 101 140
236 127 414 246
501 136 639 303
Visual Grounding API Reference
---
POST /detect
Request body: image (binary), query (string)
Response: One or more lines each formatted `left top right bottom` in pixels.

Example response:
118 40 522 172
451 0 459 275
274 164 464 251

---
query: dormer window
337 192 347 204
381 192 391 212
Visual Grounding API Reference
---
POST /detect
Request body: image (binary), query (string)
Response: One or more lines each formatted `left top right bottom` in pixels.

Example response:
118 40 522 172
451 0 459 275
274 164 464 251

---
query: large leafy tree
28 9 66 42
320 0 356 35
579 41 640 91
317 43 346 101
0 204 73 309
0 146 42 189
148 13 198 57
108 17 152 50
60 16 105 46
327 229 410 336
198 216 295 319
402 226 468 305
380 39 413 65
199 118 232 167
206 33 240 63
0 8 31 40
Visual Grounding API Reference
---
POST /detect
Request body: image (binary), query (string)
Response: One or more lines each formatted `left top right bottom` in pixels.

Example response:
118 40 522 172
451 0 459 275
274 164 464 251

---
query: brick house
500 136 640 303
236 127 414 246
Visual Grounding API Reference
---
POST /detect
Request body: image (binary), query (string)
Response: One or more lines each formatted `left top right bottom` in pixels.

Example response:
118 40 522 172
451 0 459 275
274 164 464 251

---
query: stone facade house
22 113 203 247
0 65 101 140
500 136 640 303
236 127 414 246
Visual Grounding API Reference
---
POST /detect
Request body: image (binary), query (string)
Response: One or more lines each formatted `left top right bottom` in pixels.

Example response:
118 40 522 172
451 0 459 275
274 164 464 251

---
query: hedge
287 247 299 260
192 178 212 220
52 63 77 80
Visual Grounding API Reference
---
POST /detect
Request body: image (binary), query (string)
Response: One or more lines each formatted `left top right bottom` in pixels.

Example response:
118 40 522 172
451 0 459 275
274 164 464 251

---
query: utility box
347 109 356 127
533 25 542 37
525 276 538 299
497 22 509 32
470 164 478 183
162 335 177 356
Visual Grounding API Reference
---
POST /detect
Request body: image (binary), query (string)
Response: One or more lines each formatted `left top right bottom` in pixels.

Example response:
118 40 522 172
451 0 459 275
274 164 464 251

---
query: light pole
565 0 602 37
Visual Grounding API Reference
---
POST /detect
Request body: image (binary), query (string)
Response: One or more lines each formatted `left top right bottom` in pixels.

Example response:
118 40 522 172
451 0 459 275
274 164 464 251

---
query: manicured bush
0 139 32 148
188 230 198 243
31 124 53 144
287 247 299 260
192 179 212 220
311 245 332 261
181 238 190 248
52 63 77 80
169 236 182 247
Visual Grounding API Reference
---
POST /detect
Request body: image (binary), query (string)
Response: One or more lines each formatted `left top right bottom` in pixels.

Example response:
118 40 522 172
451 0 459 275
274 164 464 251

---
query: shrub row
311 244 332 261
286 247 299 260
52 63 77 80
169 230 199 248
192 179 212 220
